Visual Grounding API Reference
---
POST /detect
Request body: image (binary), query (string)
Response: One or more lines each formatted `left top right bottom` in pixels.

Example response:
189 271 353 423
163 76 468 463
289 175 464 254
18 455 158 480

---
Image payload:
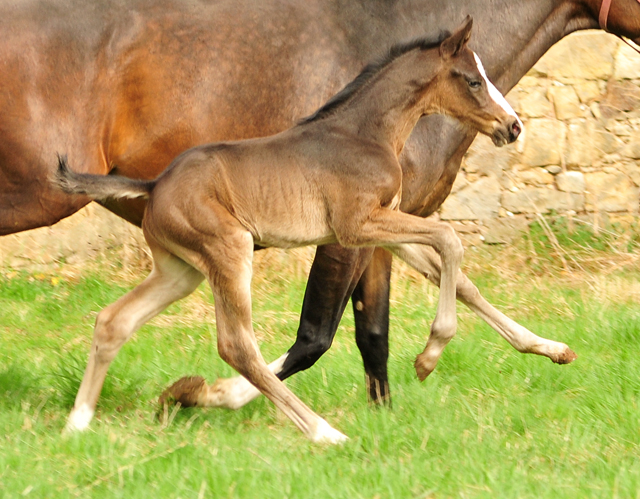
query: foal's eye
468 80 482 89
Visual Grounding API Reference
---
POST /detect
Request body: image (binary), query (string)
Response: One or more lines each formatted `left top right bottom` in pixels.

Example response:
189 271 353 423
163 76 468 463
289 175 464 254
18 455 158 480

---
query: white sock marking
311 418 349 444
65 403 94 432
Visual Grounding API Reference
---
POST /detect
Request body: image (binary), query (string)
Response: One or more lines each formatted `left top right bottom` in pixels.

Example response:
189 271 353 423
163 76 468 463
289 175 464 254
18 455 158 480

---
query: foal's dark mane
299 31 451 125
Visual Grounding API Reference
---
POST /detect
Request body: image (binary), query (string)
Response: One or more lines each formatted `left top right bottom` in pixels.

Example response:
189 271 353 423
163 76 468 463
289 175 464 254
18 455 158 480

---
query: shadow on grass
0 365 50 410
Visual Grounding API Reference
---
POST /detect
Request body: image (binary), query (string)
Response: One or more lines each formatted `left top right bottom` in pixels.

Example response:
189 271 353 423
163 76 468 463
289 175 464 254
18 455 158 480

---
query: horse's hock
441 31 640 244
1 31 639 268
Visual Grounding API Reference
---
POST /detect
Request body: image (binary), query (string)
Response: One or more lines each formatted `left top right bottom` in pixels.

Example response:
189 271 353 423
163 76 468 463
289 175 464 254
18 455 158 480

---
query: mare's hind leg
202 230 346 443
65 244 203 432
351 247 392 405
402 244 576 365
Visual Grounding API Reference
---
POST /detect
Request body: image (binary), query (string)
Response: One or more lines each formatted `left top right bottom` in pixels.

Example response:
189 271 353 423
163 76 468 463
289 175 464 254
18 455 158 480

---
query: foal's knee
443 225 464 263
92 308 133 360
217 335 263 379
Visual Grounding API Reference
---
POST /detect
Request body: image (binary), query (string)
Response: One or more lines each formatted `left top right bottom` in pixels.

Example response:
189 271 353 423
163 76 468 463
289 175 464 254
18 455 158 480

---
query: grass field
2 219 640 498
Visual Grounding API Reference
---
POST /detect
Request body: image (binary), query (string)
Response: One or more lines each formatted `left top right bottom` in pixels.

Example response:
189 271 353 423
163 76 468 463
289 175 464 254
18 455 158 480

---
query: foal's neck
331 48 442 156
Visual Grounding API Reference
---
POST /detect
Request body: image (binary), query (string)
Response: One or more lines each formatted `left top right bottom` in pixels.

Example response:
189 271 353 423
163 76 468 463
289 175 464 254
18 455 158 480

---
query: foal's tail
54 156 155 201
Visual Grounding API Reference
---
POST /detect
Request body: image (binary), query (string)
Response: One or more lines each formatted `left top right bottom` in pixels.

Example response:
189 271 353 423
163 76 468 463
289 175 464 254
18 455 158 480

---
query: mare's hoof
553 347 578 365
366 376 392 407
159 376 207 408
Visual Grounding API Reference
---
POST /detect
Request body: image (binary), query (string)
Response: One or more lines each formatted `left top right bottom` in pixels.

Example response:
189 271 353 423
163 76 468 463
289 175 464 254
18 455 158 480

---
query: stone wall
1 31 640 268
440 31 640 244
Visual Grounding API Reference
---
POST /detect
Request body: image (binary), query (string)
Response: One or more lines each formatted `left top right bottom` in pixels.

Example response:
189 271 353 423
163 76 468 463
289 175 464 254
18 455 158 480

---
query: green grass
2 238 640 498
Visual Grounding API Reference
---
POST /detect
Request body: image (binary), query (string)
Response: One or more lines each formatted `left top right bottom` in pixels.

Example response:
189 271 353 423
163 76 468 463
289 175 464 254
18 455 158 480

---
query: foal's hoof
414 357 435 382
552 347 578 365
159 376 207 408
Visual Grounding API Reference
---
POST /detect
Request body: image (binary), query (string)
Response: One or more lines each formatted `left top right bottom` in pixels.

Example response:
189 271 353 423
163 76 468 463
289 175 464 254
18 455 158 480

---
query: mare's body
2 0 639 402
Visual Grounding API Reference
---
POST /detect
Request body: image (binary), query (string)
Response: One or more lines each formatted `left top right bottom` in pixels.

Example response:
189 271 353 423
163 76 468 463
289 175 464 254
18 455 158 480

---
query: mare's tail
54 156 155 201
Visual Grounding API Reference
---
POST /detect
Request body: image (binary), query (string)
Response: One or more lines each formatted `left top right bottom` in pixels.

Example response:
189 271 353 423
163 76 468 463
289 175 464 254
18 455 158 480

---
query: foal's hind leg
399 244 576 365
65 245 203 432
201 230 346 443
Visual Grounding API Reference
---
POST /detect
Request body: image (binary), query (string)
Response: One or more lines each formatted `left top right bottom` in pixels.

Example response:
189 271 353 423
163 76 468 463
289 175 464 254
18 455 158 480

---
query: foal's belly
248 210 336 250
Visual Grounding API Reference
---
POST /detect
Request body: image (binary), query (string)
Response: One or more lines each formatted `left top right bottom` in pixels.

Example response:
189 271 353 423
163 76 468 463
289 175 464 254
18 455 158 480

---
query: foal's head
431 17 522 147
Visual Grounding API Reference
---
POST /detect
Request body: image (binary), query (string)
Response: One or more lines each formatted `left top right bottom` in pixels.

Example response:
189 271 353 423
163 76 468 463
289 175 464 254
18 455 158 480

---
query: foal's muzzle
492 117 522 147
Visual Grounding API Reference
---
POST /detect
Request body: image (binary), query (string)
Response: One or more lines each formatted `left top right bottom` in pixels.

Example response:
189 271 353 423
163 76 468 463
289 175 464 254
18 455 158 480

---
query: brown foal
56 18 522 442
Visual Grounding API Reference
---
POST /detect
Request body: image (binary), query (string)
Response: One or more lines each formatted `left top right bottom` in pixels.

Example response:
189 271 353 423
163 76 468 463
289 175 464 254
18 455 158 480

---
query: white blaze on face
473 52 523 130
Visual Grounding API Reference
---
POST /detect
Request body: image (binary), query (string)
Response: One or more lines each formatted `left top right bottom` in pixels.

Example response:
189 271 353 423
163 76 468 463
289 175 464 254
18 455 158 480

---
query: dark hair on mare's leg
277 245 393 406
352 248 392 405
276 246 381 384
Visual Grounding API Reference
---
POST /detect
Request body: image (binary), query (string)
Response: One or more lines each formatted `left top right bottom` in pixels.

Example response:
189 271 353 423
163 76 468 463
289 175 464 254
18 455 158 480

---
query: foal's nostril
509 120 521 142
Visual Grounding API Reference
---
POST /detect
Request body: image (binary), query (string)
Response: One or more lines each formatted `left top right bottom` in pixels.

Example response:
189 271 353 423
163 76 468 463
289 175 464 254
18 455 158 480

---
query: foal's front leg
345 209 464 381
399 244 577 365
161 244 376 409
204 231 347 443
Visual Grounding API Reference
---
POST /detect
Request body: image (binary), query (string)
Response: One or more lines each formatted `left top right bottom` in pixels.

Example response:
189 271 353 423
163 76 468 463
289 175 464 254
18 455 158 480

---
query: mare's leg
165 244 377 409
400 244 576 365
351 247 392 405
65 244 203 432
278 245 375 377
203 230 346 443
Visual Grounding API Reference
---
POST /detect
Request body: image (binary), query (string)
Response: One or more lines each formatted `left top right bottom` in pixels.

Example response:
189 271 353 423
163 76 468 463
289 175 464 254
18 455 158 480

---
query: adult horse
1 1 638 406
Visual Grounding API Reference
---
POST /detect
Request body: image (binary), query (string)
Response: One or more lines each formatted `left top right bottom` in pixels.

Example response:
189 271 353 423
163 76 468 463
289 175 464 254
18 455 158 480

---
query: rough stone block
518 169 555 186
510 86 554 118
564 119 622 167
619 162 640 186
440 176 501 221
543 190 585 213
546 166 562 174
0 205 144 268
501 187 584 214
548 85 582 120
614 40 640 80
585 171 639 213
600 81 640 118
620 131 640 160
521 119 565 167
449 221 480 234
463 134 518 176
574 81 603 104
556 171 585 193
565 120 592 167
481 215 530 244
591 120 623 155
449 172 470 194
531 31 617 80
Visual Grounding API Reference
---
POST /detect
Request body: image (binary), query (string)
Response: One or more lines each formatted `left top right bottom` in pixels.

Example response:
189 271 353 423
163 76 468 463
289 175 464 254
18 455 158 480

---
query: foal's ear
440 15 473 60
